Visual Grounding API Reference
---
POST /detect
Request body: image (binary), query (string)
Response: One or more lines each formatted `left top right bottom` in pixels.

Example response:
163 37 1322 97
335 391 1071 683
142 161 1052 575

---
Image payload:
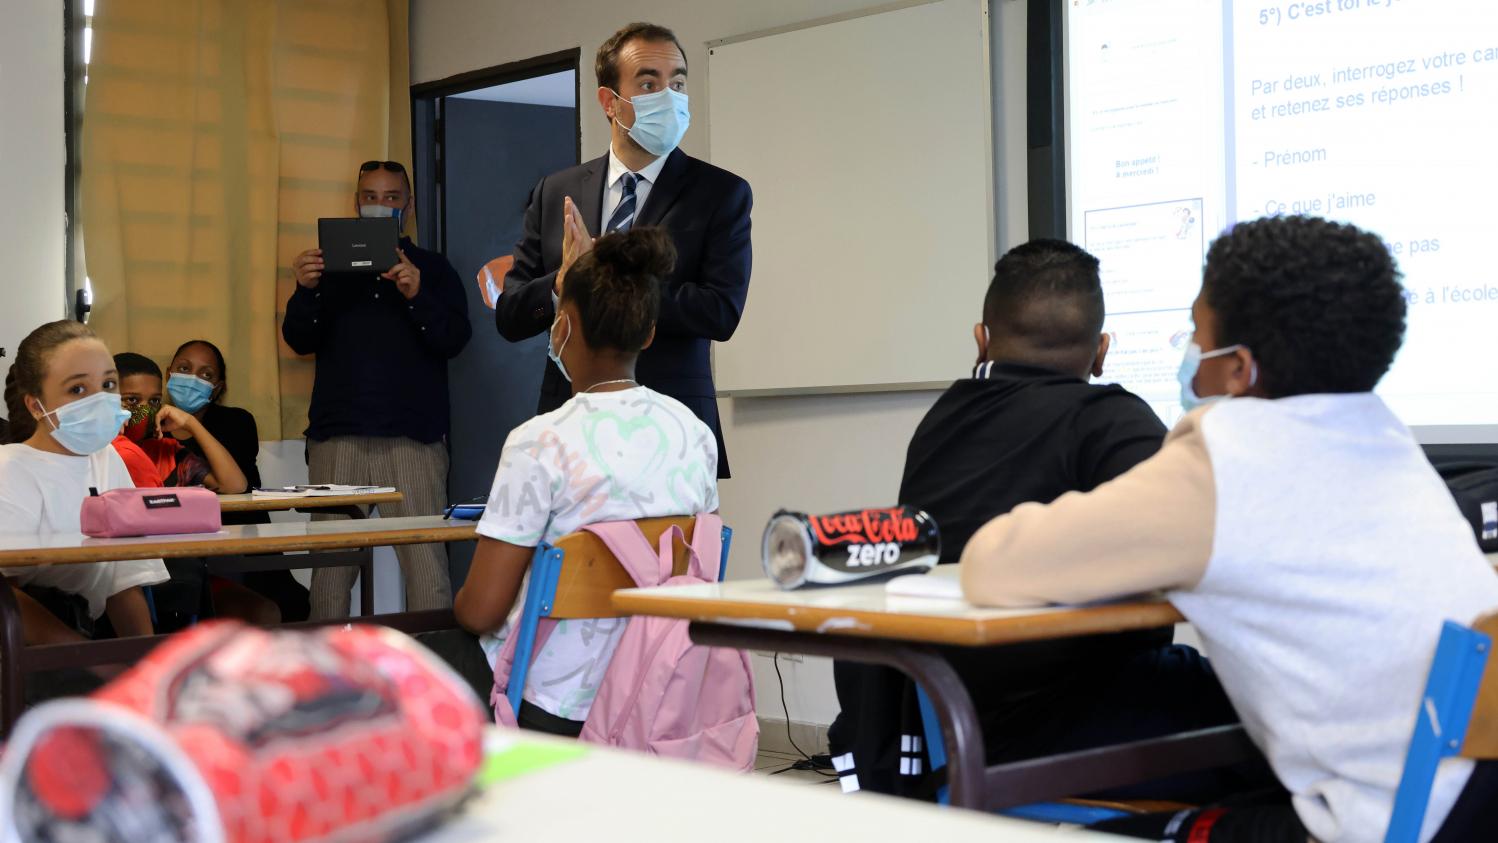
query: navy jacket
494 148 753 477
282 237 471 443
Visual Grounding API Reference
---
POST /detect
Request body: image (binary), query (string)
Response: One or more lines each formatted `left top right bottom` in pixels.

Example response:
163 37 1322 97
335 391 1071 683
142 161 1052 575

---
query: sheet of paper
251 485 396 499
885 572 964 600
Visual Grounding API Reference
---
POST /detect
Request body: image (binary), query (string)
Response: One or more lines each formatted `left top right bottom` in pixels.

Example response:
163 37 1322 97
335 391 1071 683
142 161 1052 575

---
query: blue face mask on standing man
359 203 405 232
612 88 691 158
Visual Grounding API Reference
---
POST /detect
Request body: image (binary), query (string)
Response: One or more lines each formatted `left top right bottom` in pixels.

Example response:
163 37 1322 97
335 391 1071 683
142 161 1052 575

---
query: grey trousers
307 435 453 619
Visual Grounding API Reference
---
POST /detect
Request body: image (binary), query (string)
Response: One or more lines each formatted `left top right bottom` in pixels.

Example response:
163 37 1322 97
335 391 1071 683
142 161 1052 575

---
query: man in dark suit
494 22 752 478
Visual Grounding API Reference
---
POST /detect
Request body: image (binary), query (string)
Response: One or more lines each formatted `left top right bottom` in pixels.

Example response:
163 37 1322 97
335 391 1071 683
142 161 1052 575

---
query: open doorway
411 52 580 586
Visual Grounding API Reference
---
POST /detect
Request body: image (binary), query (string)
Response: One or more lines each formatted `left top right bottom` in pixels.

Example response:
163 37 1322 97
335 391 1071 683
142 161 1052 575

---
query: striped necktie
606 172 639 233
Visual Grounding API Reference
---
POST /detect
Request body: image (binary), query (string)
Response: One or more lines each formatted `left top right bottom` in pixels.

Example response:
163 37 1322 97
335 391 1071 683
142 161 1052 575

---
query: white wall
412 0 1030 729
0 1 68 385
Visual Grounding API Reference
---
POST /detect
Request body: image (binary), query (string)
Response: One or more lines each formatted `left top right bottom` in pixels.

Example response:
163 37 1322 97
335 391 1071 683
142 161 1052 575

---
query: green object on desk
476 740 587 787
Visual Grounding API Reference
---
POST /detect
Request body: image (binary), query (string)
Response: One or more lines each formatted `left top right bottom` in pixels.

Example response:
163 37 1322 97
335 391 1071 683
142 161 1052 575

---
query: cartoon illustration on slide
1175 206 1197 240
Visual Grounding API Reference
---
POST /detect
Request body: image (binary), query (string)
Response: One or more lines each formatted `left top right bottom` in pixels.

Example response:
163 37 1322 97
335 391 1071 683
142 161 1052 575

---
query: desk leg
294 504 374 618
687 623 985 810
0 585 22 736
359 557 374 618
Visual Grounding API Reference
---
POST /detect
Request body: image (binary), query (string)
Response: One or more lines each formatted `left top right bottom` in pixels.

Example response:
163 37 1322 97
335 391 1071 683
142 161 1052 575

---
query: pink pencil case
81 487 222 538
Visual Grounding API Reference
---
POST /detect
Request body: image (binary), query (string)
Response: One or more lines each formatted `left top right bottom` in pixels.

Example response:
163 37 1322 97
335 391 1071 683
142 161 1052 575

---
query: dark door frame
410 48 582 255
64 0 87 321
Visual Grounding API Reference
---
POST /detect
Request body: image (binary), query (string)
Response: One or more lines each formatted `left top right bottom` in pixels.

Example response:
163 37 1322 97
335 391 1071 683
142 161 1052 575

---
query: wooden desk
0 516 477 733
216 491 405 620
422 733 1124 842
613 569 1184 647
0 516 475 566
613 566 1244 813
217 491 404 515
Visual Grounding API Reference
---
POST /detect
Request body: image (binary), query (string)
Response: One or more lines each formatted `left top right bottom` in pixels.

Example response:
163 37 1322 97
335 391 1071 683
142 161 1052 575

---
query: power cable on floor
769 653 836 778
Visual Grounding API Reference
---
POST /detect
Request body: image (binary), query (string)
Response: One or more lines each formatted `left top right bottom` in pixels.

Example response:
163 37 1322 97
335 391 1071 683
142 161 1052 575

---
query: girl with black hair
165 339 311 621
452 227 720 736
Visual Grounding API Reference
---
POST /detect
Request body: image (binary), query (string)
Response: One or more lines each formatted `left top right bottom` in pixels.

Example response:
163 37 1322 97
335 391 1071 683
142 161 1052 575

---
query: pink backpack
491 514 758 770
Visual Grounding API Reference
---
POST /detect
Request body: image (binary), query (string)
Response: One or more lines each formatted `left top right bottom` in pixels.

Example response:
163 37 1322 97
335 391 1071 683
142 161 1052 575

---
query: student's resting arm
494 177 559 343
653 178 753 342
455 538 533 634
960 409 1217 608
456 431 555 634
281 284 328 355
160 407 247 494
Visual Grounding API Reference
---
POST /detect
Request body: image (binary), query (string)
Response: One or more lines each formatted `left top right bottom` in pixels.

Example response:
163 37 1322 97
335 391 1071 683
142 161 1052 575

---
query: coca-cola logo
808 508 919 546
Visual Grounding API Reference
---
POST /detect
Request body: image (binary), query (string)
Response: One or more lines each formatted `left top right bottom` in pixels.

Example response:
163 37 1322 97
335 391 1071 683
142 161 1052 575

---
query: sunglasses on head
359 160 407 174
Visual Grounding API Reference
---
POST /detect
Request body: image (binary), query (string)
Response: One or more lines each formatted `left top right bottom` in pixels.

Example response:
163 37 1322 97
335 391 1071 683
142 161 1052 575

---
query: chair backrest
497 516 733 722
1384 612 1498 843
1459 613 1498 758
547 516 697 620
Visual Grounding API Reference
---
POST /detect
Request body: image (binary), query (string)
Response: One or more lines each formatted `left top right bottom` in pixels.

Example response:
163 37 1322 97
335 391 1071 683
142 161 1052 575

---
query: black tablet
317 217 400 273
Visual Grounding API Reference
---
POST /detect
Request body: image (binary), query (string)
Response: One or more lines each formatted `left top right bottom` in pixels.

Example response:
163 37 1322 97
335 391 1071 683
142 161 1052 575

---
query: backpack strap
581 520 673 588
688 513 725 581
581 514 725 587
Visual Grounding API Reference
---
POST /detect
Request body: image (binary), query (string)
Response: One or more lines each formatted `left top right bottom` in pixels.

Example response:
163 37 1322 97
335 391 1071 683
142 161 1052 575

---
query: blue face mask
548 313 573 382
38 391 131 456
1178 342 1253 411
614 88 690 158
168 372 215 413
359 203 405 231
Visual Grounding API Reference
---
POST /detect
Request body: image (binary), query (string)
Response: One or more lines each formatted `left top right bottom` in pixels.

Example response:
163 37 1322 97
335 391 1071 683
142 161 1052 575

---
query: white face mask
37 391 131 456
548 313 572 382
1178 342 1257 410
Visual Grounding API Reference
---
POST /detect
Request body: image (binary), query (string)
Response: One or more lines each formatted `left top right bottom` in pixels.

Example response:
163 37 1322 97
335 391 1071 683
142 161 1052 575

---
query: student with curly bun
454 226 719 736
960 216 1498 842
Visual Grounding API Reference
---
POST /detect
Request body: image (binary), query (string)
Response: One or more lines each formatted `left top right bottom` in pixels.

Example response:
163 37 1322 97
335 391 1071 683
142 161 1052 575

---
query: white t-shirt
476 386 719 721
0 444 169 618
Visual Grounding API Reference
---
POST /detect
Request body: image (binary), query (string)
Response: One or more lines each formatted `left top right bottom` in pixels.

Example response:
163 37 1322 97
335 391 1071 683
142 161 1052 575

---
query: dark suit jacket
494 148 753 478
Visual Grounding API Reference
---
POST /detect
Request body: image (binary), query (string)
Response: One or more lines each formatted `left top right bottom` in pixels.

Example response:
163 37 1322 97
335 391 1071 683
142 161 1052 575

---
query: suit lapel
636 148 694 227
574 155 608 237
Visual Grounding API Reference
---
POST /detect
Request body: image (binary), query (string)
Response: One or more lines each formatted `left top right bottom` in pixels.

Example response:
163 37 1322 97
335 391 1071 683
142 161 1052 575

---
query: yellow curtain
82 0 412 441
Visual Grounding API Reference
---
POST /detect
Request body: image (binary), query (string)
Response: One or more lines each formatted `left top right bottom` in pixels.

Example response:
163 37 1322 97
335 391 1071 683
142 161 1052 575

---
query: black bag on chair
1435 461 1498 553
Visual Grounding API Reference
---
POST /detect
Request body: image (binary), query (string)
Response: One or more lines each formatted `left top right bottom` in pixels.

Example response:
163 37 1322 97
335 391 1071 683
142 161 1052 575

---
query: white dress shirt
601 144 669 232
549 146 672 308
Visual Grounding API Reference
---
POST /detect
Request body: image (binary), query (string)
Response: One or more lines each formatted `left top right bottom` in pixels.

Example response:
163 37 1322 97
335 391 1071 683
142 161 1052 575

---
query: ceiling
449 71 576 109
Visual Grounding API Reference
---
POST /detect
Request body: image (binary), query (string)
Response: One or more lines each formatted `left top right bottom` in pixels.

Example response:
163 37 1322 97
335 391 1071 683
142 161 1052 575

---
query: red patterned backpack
0 622 485 842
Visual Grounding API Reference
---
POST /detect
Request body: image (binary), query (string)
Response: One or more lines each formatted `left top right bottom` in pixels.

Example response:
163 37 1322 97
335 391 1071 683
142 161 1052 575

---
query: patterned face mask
122 402 157 443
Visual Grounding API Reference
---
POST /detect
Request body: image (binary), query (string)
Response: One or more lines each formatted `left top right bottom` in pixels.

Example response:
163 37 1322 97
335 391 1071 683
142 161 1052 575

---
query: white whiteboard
709 0 993 395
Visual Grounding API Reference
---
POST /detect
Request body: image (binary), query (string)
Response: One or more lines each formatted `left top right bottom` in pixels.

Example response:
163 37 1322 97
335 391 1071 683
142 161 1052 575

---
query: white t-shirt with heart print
476 385 719 721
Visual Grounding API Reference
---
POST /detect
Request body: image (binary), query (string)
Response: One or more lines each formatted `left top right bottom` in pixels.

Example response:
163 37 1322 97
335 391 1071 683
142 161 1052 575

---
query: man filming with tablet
283 160 471 620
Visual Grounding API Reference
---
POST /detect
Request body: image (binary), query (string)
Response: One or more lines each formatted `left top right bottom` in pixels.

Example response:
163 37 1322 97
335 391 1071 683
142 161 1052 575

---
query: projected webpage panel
1065 0 1498 438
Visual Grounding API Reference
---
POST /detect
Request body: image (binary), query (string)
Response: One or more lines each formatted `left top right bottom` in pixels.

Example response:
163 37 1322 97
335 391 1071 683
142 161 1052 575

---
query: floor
751 749 842 786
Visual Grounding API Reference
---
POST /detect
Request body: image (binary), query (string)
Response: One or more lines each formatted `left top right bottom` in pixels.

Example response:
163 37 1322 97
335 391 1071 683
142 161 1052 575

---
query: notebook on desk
252 485 396 499
886 567 964 600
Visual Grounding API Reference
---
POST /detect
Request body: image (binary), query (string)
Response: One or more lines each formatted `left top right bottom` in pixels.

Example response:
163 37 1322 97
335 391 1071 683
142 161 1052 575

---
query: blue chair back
1384 617 1495 843
504 520 732 718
